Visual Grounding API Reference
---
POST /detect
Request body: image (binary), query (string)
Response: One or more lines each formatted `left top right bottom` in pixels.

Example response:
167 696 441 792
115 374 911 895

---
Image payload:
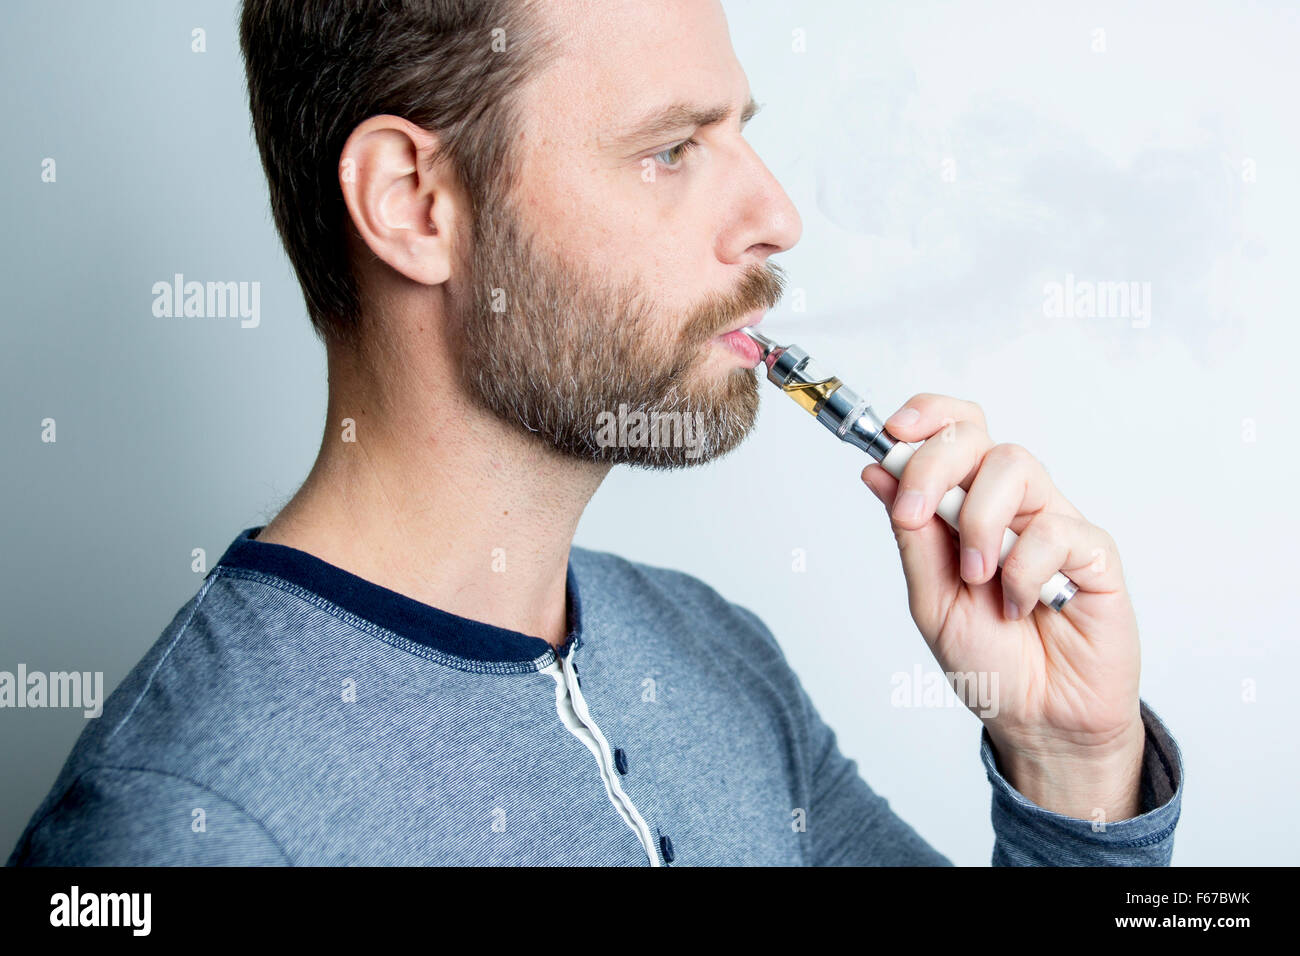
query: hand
860 393 1146 821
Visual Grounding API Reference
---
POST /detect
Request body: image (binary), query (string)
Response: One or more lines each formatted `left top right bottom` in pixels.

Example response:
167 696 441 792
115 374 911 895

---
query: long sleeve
728 602 954 865
800 683 955 865
700 601 1186 867
982 699 1183 865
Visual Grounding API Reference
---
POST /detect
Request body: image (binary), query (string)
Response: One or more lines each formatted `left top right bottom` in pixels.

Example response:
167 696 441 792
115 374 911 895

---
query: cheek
528 163 717 303
623 208 711 293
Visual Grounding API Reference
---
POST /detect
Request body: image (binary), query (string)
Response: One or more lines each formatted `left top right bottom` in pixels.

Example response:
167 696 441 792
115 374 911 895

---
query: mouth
711 309 767 367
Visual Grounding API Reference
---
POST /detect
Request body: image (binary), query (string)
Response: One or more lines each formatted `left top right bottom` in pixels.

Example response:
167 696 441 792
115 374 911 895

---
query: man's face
455 0 802 468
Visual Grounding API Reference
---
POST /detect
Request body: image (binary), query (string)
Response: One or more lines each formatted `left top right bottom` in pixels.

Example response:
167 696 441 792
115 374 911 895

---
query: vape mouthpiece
740 327 781 367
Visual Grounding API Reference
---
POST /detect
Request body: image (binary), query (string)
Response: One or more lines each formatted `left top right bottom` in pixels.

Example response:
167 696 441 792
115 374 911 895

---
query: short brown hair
239 0 558 346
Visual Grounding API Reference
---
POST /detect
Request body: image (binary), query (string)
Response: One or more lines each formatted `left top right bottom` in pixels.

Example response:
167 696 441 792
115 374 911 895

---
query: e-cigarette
742 328 1078 611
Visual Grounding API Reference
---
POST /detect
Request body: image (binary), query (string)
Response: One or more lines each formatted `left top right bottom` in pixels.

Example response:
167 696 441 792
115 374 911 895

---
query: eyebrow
604 95 762 154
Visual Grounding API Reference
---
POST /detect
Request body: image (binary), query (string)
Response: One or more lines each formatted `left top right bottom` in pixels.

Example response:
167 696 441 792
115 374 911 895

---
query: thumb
861 462 962 634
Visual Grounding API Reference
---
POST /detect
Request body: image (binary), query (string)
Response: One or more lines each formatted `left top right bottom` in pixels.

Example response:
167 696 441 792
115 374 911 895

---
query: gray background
3 0 1296 865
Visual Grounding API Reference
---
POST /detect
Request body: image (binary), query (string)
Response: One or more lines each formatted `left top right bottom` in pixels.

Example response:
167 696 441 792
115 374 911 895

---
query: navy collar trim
211 527 581 665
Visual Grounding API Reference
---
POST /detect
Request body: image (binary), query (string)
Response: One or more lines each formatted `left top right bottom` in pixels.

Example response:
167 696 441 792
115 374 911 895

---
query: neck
257 328 609 649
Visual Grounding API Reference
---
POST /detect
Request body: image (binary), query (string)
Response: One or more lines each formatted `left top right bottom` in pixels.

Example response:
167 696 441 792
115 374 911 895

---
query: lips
718 328 762 366
706 309 766 367
716 308 766 338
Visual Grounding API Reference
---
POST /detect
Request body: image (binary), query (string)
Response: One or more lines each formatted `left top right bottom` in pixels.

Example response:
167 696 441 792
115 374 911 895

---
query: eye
652 138 700 171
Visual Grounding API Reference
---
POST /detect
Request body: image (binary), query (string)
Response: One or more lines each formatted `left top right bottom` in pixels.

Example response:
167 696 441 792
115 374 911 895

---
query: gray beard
454 193 782 469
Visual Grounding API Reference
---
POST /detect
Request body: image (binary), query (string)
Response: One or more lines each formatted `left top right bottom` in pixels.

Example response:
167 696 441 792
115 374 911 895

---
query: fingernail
888 406 920 428
1003 595 1019 620
961 547 983 582
893 490 924 523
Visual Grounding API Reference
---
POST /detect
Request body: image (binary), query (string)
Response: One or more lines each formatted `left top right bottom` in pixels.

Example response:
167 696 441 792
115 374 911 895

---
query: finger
884 393 988 441
999 512 1125 619
890 420 995 531
862 462 962 633
957 442 1068 585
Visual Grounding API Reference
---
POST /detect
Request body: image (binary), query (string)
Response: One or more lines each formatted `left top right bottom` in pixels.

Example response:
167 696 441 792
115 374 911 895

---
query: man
9 0 1181 866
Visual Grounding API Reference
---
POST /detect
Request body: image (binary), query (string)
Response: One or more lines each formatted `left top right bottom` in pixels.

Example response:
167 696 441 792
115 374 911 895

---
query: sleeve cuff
980 699 1184 865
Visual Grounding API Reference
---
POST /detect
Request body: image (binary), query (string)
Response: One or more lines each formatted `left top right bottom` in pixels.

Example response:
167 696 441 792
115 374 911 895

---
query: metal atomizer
743 328 1078 612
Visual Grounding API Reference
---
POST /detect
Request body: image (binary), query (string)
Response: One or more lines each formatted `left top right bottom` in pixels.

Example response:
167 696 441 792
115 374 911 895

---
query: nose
716 139 803 265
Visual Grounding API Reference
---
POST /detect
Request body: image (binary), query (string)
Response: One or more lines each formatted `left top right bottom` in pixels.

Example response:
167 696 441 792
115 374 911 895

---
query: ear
338 115 462 287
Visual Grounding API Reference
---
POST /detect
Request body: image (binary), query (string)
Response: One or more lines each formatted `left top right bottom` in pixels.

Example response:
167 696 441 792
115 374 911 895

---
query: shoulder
568 544 789 666
33 572 329 816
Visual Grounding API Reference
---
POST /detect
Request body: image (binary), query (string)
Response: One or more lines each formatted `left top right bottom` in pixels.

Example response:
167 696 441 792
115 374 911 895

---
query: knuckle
1001 549 1029 583
1020 511 1060 550
989 441 1031 466
960 420 991 451
1053 510 1081 539
933 417 962 445
1023 510 1054 536
1094 527 1120 571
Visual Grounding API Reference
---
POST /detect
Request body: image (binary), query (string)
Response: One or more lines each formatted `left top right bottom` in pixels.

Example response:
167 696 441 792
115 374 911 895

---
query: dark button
614 748 628 774
659 834 675 863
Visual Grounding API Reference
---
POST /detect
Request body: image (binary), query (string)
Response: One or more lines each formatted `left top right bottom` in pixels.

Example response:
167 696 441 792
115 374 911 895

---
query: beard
450 187 786 469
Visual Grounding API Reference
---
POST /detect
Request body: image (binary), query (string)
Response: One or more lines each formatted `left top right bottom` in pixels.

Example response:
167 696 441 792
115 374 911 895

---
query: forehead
518 0 748 145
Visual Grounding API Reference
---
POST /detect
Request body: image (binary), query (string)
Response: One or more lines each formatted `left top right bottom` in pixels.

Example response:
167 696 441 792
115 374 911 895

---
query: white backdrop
2 0 1295 864
580 0 1299 865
